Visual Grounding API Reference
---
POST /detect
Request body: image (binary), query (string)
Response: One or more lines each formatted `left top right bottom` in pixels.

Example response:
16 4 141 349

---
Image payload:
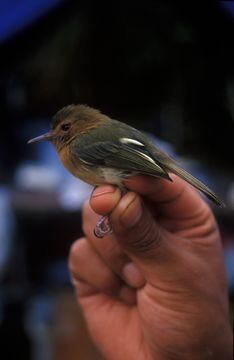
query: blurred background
0 1 234 359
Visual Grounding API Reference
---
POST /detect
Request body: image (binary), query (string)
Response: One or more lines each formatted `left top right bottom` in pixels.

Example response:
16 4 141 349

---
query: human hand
69 175 232 360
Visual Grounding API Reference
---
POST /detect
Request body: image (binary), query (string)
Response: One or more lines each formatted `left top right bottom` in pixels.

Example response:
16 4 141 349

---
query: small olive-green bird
28 104 224 208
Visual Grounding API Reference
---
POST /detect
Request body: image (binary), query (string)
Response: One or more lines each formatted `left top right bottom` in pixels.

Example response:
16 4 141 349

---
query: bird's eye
61 123 71 131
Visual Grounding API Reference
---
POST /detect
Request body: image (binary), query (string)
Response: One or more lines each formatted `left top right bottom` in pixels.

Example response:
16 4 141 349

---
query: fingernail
92 185 116 198
120 194 142 229
122 262 145 288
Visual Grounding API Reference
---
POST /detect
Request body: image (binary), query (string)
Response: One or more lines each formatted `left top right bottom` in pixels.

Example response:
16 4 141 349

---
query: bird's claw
94 215 112 238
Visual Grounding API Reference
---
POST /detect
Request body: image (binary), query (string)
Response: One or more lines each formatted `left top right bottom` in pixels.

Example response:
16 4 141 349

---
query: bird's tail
166 160 225 208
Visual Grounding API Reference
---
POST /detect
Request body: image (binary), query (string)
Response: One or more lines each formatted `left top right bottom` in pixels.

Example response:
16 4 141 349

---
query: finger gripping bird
28 105 225 237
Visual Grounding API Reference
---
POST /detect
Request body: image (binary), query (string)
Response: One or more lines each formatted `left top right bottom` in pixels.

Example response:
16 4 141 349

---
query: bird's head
28 104 108 151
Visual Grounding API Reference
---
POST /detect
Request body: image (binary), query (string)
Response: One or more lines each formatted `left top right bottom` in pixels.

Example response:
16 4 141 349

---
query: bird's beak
27 131 54 144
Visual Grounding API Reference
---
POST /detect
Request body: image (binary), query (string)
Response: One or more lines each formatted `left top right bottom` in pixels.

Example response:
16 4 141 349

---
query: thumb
110 191 171 264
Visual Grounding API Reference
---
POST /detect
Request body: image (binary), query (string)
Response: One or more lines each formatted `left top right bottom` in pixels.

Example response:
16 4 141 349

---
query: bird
28 104 225 236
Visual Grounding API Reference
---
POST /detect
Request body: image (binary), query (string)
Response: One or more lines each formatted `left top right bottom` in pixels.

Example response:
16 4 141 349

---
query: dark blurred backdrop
0 1 233 359
0 1 234 179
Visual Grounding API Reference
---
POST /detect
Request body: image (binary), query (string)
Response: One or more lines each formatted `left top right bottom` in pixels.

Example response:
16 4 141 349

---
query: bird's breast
58 145 129 187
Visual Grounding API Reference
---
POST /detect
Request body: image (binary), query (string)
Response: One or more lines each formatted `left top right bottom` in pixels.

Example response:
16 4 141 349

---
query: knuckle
68 238 85 272
124 217 161 257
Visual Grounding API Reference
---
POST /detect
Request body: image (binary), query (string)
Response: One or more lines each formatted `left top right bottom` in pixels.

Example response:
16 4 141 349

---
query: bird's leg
94 215 112 238
91 184 113 238
93 184 128 238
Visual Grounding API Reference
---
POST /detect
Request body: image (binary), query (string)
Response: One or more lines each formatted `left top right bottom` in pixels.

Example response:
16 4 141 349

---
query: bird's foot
94 215 112 238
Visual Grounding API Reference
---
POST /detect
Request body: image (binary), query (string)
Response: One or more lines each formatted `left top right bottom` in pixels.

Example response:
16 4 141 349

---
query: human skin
69 175 233 360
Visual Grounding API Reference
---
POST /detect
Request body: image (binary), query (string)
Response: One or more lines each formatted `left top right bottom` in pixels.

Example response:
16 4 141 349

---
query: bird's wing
70 137 171 180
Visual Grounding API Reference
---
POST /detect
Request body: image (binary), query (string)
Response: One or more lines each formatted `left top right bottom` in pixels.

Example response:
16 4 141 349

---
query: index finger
124 174 210 220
